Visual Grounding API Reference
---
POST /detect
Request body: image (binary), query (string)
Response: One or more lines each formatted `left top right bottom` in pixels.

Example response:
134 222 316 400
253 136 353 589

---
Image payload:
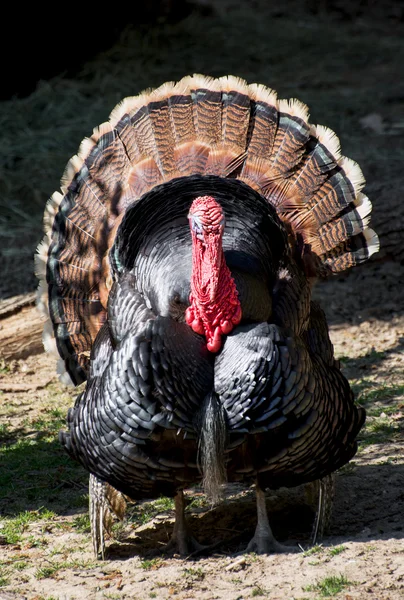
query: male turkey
36 74 378 558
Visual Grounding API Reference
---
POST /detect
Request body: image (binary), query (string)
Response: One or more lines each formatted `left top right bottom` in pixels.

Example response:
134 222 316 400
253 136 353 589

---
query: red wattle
185 306 193 325
187 195 242 352
221 320 232 334
185 306 205 335
192 319 205 335
207 327 222 352
233 304 242 325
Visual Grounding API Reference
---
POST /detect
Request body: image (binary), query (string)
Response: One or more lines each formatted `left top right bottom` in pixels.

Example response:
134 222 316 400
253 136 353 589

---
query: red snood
185 197 242 352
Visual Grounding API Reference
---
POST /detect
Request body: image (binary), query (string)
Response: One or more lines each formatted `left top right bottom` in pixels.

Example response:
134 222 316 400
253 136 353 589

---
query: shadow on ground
101 456 404 560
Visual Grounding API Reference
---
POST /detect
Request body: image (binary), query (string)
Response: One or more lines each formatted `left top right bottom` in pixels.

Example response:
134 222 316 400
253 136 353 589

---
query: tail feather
281 136 337 209
264 100 310 183
205 146 247 177
323 228 379 272
219 75 251 151
189 74 223 147
114 109 144 164
128 155 164 198
89 474 127 559
306 173 355 227
37 74 379 384
245 83 278 157
309 192 373 255
167 79 197 145
313 124 342 160
173 140 211 176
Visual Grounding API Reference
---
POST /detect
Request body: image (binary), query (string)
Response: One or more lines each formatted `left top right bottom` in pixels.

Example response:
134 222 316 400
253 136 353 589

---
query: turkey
36 74 379 558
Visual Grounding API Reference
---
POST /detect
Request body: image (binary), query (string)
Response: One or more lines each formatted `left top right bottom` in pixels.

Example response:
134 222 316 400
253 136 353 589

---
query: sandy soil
0 263 403 599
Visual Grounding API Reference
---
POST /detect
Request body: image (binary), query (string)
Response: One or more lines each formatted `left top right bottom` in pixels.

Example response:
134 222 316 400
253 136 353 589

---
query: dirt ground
0 272 403 600
0 1 403 599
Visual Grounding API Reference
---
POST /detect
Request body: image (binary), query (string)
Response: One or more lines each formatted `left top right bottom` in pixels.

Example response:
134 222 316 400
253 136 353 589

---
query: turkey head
186 195 242 352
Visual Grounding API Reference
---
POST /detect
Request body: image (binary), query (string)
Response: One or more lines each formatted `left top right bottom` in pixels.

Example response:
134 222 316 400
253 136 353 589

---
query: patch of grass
24 535 48 549
360 417 400 446
73 513 91 533
353 382 404 428
0 435 88 514
246 552 260 562
251 587 267 597
35 565 60 580
0 359 12 375
0 557 18 587
0 423 11 442
0 508 55 544
183 566 204 580
186 494 209 511
151 496 174 511
347 378 404 447
338 350 387 375
140 559 162 570
303 544 324 557
128 496 174 526
24 407 69 437
303 574 354 597
13 560 29 570
381 456 401 464
358 383 404 405
111 520 127 539
329 545 346 556
35 558 97 579
0 382 87 517
61 558 98 569
364 349 387 361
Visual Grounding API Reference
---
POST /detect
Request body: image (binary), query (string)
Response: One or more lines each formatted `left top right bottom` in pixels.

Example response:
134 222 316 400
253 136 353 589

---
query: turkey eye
190 215 204 240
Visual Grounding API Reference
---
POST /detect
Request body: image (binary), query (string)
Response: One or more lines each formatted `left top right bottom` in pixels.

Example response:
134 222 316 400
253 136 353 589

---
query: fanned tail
36 74 379 385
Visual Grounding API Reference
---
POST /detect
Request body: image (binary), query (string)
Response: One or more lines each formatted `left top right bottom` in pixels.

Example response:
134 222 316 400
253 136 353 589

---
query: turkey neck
185 196 242 352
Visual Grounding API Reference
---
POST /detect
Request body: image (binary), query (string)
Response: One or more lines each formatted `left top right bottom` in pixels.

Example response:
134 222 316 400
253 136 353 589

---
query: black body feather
59 175 365 500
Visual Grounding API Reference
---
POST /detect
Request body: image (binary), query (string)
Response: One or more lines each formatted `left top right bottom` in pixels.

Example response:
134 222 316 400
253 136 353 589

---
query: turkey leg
311 473 335 544
245 484 298 554
165 490 205 555
89 474 107 559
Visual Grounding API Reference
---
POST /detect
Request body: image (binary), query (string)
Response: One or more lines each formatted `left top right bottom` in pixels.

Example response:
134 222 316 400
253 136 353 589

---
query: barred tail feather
89 474 127 559
37 74 379 384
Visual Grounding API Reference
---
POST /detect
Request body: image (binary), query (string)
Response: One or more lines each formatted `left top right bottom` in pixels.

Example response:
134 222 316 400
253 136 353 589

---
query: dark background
1 0 403 304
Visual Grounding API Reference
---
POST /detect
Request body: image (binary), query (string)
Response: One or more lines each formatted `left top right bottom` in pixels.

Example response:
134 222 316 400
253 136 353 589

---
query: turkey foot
244 485 298 554
164 491 206 556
